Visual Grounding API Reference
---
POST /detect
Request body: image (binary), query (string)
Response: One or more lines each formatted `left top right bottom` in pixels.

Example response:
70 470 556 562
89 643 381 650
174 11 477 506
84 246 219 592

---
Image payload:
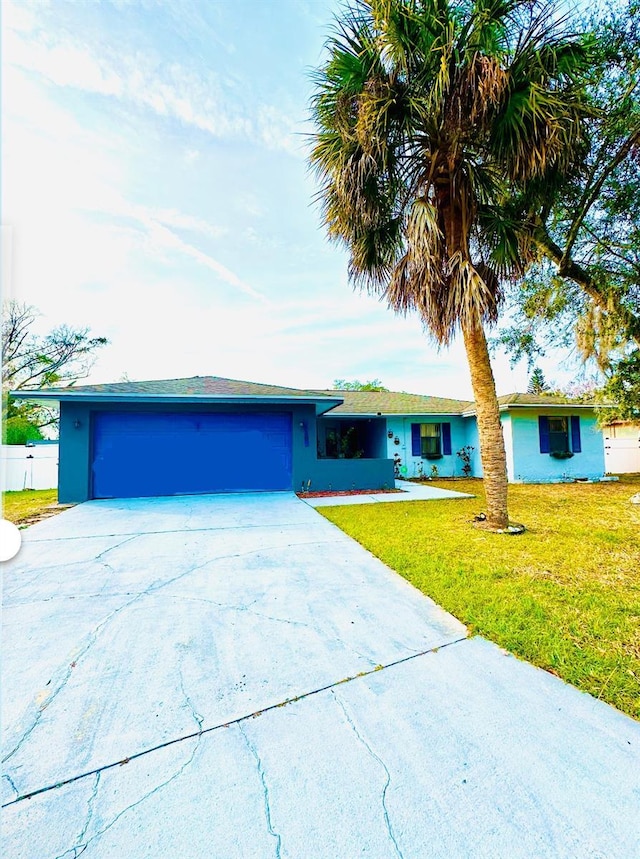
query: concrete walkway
302 478 473 507
2 493 638 858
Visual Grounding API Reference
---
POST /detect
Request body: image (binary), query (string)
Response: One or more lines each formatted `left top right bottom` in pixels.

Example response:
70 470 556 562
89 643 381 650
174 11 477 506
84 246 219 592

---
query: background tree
497 0 640 416
332 378 389 391
310 0 588 529
600 352 640 422
2 301 108 441
527 367 549 394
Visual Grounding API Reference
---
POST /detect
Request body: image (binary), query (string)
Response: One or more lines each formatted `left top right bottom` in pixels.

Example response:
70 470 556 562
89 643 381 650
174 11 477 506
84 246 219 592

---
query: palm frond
309 0 590 344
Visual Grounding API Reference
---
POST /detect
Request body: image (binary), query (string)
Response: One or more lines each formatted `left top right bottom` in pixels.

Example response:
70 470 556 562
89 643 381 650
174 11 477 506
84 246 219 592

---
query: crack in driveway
332 690 404 858
50 654 207 859
24 518 330 544
52 737 203 859
238 722 283 858
3 540 337 768
2 589 149 767
2 636 468 809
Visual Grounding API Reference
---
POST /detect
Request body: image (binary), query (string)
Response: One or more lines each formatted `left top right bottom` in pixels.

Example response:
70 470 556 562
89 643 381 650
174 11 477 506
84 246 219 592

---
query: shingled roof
314 389 472 415
12 376 598 414
9 375 344 416
31 375 332 399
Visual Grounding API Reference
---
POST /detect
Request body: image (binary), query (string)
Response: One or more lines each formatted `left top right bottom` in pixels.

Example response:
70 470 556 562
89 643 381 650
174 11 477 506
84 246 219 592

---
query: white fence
603 427 640 474
1 443 59 491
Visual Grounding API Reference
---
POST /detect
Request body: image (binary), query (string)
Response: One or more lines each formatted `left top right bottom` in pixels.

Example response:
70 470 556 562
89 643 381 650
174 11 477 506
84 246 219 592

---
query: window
411 422 452 458
421 423 441 457
538 416 582 455
549 417 569 454
319 421 365 459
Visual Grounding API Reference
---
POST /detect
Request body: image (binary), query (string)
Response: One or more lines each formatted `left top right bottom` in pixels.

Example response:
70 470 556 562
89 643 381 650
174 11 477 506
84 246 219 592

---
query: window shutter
411 424 421 456
570 416 582 453
442 422 452 455
539 416 551 453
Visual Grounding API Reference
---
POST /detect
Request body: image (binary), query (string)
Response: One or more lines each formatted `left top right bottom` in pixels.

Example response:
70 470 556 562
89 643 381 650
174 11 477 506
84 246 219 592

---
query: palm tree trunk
462 318 509 530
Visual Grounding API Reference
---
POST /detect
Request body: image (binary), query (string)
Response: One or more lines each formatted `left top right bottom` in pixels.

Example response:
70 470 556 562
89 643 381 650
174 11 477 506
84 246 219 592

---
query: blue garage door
91 412 292 498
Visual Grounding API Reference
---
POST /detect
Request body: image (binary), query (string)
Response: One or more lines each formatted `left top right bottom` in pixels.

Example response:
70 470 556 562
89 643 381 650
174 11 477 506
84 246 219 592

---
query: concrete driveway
2 493 639 858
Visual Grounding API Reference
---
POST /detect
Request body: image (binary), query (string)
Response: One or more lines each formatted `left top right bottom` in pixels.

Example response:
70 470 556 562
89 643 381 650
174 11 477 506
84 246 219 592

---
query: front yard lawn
319 477 640 720
2 489 69 527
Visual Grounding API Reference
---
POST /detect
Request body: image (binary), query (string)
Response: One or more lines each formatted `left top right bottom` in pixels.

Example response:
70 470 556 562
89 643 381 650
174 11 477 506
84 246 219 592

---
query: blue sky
2 0 580 397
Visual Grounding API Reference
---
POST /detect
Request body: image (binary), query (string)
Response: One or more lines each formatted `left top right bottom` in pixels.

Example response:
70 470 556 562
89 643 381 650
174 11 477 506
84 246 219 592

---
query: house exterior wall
502 413 515 482
58 401 394 502
384 415 468 478
460 415 513 480
59 402 93 502
509 408 605 482
59 401 323 503
462 416 482 476
301 458 395 492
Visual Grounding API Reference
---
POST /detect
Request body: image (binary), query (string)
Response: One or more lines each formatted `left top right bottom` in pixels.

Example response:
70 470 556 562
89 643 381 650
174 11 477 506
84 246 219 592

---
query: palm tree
309 0 587 529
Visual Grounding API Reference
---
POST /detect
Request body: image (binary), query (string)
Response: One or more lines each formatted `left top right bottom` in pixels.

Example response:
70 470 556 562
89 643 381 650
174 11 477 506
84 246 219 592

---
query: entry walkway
302 478 474 506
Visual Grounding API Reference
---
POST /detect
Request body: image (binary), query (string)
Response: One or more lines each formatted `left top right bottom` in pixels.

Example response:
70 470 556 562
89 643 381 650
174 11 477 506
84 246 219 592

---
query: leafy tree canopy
3 415 45 445
600 352 640 422
2 301 108 438
332 379 389 391
496 0 640 416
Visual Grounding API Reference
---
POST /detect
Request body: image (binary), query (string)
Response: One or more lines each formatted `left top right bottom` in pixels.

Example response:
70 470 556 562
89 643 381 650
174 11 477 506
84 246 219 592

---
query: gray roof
314 389 472 415
10 376 344 416
22 375 330 398
11 376 599 415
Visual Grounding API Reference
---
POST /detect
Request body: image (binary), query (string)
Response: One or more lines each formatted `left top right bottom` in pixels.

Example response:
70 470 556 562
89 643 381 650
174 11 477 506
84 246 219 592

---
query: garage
10 376 346 503
91 411 293 498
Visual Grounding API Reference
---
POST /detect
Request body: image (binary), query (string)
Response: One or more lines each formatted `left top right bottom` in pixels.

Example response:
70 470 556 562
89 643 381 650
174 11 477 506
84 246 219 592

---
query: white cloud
3 9 301 155
2 62 260 300
1 0 544 400
235 194 265 219
2 0 43 36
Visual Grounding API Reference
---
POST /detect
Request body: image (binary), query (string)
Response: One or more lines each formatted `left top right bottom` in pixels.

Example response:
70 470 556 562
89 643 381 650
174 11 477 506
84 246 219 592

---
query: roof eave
500 402 604 410
462 402 606 417
324 410 466 417
10 390 344 416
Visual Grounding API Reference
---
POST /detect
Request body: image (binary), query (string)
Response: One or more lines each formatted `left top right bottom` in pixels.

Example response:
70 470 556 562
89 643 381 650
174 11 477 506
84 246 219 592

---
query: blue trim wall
58 401 393 502
300 458 395 493
59 401 322 502
58 400 605 501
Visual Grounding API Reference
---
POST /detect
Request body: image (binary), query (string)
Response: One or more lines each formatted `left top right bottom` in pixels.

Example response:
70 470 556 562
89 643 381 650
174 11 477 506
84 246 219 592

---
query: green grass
3 489 60 525
319 477 640 720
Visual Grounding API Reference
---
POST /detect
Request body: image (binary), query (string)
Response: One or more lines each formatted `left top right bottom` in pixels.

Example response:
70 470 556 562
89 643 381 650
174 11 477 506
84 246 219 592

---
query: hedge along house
11 378 608 503
11 376 396 503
